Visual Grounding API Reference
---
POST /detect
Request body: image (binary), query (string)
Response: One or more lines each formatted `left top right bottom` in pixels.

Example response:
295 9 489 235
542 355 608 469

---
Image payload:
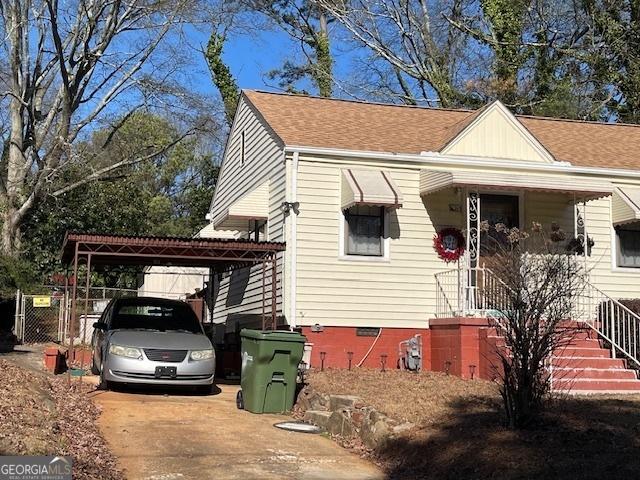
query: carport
60 232 286 356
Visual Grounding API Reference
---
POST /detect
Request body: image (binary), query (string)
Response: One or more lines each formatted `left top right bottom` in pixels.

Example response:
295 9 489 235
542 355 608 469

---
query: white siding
586 196 640 298
293 157 640 328
443 104 552 163
294 158 462 328
209 98 286 328
509 192 640 300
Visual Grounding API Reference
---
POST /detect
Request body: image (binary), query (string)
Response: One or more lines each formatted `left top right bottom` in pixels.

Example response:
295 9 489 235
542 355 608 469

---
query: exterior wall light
280 201 299 214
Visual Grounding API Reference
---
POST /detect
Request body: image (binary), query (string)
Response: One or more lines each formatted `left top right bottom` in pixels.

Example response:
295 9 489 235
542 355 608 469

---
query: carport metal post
78 253 92 382
67 243 79 384
69 243 78 360
271 253 277 330
262 260 266 330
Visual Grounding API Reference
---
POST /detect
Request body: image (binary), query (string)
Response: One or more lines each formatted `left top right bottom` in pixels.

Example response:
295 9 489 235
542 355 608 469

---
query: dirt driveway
91 384 383 480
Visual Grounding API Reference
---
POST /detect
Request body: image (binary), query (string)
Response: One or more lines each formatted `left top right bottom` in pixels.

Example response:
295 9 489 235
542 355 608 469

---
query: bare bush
482 221 587 428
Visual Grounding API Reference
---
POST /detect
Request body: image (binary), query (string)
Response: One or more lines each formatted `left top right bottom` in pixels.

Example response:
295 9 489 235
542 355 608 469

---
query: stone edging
295 385 414 449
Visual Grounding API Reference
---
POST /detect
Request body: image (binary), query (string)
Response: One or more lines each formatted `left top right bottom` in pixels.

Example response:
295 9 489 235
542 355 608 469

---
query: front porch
423 169 611 316
424 176 640 392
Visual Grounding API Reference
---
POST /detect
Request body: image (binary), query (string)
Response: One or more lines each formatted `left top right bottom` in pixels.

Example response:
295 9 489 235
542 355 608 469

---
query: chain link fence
15 293 66 344
15 287 139 345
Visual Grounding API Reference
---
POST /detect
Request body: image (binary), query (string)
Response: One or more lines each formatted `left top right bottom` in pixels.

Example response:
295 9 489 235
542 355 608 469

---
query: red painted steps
552 330 640 394
552 378 640 393
551 356 627 370
483 322 640 393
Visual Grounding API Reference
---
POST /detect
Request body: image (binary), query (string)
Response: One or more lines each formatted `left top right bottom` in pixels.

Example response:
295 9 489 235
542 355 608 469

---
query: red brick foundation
300 326 431 370
429 317 489 379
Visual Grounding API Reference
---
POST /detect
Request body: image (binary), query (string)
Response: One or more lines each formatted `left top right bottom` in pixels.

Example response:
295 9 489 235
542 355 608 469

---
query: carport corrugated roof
61 232 285 340
61 232 285 270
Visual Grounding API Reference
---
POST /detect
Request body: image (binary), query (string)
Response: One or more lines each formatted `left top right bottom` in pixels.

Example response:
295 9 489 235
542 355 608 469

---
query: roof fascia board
283 145 640 181
441 100 556 163
208 92 285 215
208 95 245 214
241 91 286 148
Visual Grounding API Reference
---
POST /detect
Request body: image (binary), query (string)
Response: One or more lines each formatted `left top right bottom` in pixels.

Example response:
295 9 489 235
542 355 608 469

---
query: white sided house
206 90 640 392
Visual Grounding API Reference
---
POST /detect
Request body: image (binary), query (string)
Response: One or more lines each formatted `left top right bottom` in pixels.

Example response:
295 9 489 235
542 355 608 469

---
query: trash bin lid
240 328 306 342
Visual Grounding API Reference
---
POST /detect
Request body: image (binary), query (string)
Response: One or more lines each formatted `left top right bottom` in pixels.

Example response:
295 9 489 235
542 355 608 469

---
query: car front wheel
98 356 110 390
90 353 100 375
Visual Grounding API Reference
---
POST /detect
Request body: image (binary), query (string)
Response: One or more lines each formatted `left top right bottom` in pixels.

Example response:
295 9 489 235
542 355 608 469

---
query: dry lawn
0 359 123 480
308 368 499 425
308 369 640 480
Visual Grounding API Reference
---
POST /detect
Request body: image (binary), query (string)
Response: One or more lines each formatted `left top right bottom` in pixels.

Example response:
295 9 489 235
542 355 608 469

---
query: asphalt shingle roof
244 90 640 171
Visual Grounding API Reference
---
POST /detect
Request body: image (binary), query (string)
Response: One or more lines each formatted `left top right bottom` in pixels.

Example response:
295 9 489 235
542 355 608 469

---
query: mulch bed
0 359 123 480
307 369 640 480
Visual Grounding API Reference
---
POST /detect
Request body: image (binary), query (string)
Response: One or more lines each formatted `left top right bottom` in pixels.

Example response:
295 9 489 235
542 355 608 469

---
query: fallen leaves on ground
308 369 640 480
308 368 500 425
0 359 123 480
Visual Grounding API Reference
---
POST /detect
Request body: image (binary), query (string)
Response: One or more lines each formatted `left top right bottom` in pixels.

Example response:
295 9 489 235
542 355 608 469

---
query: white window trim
338 206 390 262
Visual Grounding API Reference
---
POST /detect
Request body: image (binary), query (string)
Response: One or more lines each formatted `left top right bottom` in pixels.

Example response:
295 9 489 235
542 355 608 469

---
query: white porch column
465 191 480 313
574 197 589 269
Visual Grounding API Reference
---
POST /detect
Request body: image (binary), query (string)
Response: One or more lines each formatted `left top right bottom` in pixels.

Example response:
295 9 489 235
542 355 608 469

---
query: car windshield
111 300 203 334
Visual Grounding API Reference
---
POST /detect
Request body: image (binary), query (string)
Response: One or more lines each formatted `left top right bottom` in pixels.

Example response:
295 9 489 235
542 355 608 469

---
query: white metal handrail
434 265 511 318
435 262 640 368
574 281 640 368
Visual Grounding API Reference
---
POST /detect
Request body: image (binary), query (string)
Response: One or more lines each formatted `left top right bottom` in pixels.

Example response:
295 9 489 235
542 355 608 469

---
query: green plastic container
239 329 306 414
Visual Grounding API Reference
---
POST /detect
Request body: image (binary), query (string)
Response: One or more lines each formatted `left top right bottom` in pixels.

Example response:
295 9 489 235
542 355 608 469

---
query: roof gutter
283 145 640 181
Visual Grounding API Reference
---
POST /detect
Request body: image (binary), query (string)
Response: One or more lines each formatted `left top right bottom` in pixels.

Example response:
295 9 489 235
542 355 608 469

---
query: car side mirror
93 321 108 331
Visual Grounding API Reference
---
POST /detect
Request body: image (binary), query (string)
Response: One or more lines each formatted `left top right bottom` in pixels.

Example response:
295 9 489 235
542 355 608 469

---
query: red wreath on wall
433 227 466 263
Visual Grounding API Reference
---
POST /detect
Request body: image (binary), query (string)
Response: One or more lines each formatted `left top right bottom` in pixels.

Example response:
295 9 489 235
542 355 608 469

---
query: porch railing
434 265 511 318
435 262 640 368
573 282 640 368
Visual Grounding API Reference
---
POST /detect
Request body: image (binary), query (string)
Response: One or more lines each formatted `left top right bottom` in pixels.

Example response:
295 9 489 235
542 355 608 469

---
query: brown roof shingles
243 90 640 171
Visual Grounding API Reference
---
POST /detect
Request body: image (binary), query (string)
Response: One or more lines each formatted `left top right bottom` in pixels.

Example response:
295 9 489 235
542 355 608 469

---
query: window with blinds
344 205 385 256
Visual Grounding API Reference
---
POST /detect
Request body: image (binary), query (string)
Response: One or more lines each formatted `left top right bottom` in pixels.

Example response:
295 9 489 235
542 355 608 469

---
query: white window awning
341 169 403 210
613 186 640 225
213 181 269 229
420 169 612 199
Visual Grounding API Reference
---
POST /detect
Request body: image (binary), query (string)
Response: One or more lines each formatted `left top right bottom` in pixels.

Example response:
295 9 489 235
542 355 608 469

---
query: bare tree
482 222 587 428
247 0 335 97
0 0 203 255
318 0 477 107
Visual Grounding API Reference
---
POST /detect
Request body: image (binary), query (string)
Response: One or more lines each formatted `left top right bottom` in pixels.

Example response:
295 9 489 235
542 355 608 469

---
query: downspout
289 151 299 329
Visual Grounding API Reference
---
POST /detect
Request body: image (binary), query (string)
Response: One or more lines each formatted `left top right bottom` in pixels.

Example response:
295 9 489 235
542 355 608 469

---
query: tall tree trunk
205 32 240 127
1 209 21 257
3 0 26 257
315 11 333 97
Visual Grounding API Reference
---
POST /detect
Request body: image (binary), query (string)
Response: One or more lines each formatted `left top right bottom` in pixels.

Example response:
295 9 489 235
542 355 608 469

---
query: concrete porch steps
484 323 640 394
552 378 640 393
552 333 640 394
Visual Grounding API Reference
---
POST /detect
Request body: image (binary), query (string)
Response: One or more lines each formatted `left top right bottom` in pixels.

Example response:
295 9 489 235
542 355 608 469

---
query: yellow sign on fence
33 296 51 308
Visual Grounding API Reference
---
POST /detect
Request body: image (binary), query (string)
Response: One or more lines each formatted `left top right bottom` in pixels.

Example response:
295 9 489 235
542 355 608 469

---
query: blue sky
182 22 355 99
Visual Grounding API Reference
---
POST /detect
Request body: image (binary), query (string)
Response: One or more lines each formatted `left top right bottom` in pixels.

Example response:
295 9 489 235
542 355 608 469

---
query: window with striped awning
341 169 403 210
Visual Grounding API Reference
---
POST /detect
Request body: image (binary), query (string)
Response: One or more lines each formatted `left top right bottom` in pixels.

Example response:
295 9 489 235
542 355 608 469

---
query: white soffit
420 169 613 199
612 187 640 225
213 181 270 229
341 169 403 209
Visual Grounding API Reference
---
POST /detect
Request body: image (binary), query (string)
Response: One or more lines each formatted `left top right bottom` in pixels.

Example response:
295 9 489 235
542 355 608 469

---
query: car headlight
190 349 214 361
109 344 143 360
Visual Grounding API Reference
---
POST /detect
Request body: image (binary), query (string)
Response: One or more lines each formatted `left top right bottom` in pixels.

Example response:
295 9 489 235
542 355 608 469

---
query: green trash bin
238 329 306 414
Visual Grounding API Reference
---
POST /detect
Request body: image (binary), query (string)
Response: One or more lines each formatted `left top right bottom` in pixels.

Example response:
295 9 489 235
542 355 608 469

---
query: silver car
91 297 215 391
